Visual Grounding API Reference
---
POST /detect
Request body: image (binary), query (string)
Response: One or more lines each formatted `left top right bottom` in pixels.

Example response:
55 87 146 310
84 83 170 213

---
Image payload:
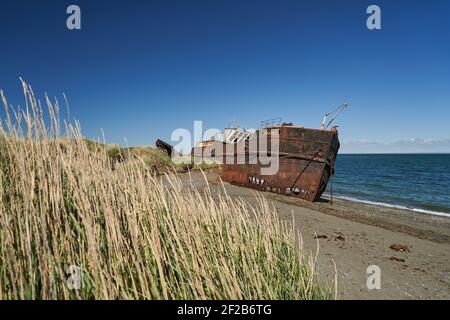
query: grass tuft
0 82 332 299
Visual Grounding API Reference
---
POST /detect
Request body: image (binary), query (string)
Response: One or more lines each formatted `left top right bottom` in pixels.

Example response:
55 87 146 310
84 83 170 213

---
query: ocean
325 154 450 217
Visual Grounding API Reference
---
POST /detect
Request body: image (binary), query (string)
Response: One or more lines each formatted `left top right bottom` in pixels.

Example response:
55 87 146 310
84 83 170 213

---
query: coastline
184 170 450 299
323 194 450 218
287 194 450 245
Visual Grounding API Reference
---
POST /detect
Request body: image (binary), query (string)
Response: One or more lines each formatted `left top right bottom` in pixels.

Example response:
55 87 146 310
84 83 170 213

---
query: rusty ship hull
194 125 340 202
222 126 339 201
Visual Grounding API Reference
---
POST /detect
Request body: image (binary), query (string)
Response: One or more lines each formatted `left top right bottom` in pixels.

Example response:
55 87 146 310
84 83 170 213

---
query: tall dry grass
0 82 331 299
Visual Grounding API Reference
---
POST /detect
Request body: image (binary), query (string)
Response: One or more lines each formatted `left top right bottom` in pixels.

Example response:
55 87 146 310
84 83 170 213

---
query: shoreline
273 190 450 245
323 194 450 218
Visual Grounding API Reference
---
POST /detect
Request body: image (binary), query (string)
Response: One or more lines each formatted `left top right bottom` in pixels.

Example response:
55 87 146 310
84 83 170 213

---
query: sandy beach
182 169 450 300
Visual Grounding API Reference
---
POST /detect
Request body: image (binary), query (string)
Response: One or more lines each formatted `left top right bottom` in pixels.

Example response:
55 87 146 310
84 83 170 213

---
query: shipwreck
156 104 348 202
191 103 348 202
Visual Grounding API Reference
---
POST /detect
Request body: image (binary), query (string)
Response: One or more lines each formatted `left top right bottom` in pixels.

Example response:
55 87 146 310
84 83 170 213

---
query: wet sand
181 170 450 299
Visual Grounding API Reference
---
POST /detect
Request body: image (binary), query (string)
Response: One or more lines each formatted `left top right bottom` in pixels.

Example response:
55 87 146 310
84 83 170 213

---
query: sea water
325 154 450 217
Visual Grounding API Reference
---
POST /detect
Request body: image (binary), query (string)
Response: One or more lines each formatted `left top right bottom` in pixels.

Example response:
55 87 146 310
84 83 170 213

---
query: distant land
341 138 450 154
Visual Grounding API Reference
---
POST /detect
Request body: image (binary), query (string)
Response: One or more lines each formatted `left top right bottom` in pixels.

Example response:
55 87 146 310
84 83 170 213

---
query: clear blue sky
1 0 449 148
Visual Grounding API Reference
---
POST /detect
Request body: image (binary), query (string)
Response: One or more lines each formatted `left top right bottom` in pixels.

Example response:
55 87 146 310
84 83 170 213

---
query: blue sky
1 0 449 151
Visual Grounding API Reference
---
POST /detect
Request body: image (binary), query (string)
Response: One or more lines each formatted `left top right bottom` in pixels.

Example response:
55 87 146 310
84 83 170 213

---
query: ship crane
321 103 349 130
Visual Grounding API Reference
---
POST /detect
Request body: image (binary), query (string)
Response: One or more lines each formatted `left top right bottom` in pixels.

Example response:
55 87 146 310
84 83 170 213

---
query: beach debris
314 232 346 242
334 232 345 241
389 244 410 252
389 256 406 263
155 139 174 157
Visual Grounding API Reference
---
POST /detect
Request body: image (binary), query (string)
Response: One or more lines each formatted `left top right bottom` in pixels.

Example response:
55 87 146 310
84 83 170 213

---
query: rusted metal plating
194 124 339 202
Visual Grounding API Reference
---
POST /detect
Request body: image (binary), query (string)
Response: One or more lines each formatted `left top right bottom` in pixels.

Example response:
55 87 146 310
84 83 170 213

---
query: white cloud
341 138 450 153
